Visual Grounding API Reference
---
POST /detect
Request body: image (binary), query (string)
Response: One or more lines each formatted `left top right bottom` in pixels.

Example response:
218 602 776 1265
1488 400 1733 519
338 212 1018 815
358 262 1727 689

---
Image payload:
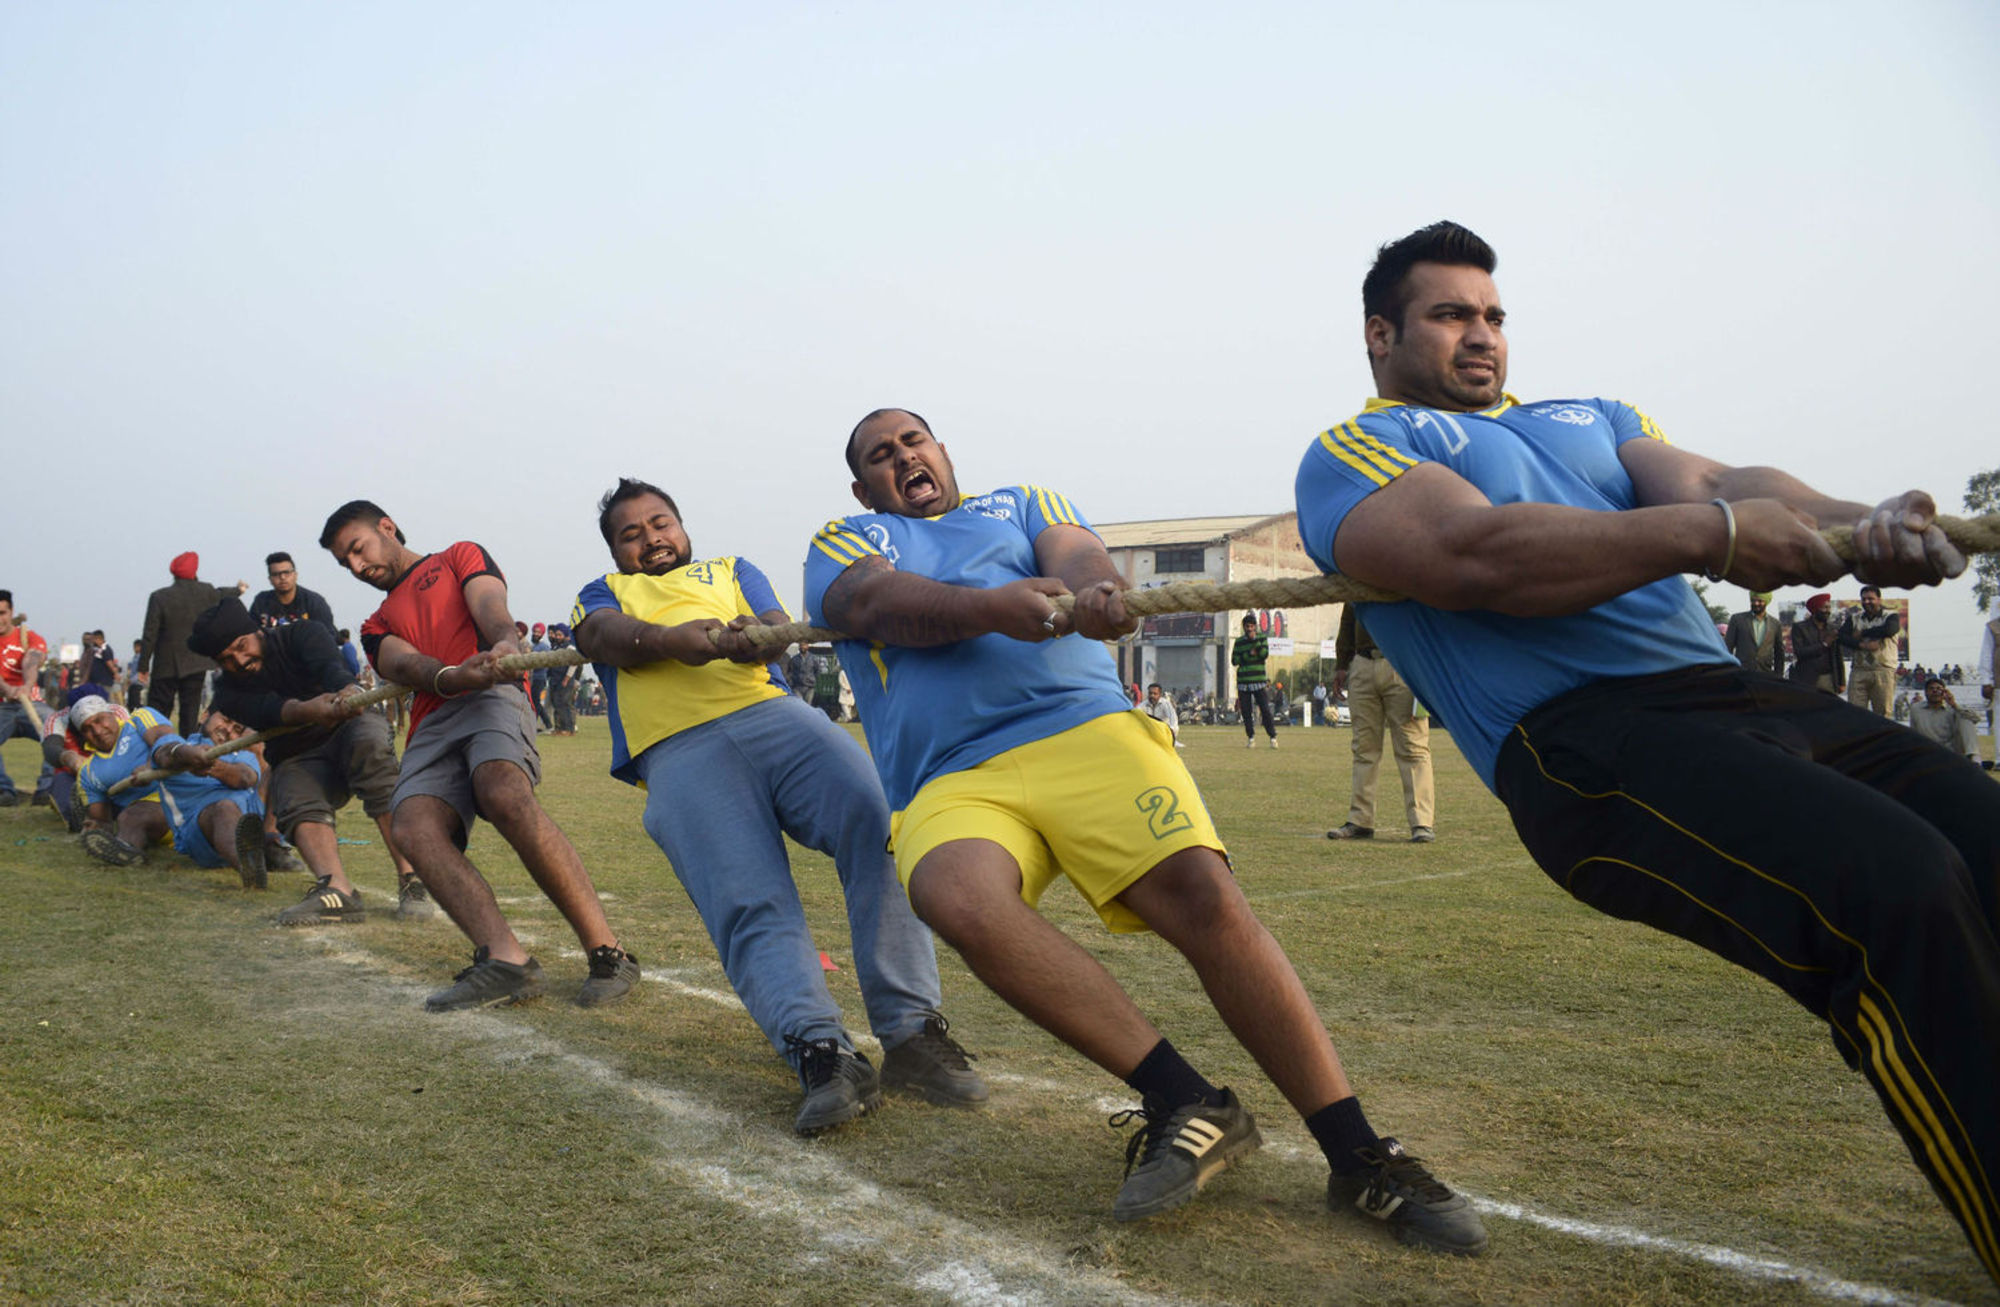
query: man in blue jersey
146 707 270 887
804 409 1486 1254
571 477 985 1135
73 698 171 866
1295 220 1999 1283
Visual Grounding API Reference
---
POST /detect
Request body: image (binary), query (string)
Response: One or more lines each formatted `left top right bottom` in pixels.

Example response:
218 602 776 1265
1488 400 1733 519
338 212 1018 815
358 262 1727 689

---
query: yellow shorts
889 708 1226 934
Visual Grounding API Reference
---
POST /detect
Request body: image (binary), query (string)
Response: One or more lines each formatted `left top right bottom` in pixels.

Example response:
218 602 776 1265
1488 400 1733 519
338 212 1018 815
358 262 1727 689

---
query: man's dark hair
1362 221 1498 331
1925 677 1945 691
1148 681 1163 692
1860 585 1883 600
319 501 405 550
0 590 11 608
265 551 293 569
596 478 681 547
1242 614 1257 628
845 408 931 479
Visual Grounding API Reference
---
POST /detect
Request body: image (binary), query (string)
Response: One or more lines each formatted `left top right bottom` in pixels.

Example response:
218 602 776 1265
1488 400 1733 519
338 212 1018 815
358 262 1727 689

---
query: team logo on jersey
1539 404 1597 426
962 492 1014 521
416 569 440 592
862 522 900 564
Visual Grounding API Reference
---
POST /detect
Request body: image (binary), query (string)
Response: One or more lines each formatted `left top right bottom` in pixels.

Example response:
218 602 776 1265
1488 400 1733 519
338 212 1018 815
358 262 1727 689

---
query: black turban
189 597 258 660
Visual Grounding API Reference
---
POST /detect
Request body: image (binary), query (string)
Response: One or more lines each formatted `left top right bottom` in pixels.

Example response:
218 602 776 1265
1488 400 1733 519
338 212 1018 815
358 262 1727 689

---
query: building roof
1094 513 1293 549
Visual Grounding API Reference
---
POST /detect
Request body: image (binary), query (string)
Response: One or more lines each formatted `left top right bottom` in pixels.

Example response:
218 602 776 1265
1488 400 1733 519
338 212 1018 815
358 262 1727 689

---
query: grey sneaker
1409 827 1436 844
82 828 145 866
881 1013 988 1107
275 877 364 927
394 874 438 921
1326 823 1374 841
425 947 544 1012
264 837 304 873
786 1035 881 1135
1328 1137 1488 1256
576 944 639 1007
232 812 269 890
1111 1089 1262 1221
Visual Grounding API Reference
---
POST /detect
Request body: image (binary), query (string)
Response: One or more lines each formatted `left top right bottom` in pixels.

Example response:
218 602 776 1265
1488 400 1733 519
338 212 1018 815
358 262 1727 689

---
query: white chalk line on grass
305 935 1203 1307
374 927 1972 1306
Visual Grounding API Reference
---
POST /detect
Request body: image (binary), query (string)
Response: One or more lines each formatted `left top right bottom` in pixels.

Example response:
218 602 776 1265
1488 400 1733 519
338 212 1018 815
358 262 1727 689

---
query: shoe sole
1113 1121 1264 1221
276 911 366 928
794 1086 883 1136
233 813 269 890
424 985 544 1013
82 830 145 867
880 1069 990 1107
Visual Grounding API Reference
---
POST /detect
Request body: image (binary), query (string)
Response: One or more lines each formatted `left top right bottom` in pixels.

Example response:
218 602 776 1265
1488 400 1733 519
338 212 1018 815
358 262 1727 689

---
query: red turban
169 552 199 579
1804 593 1831 614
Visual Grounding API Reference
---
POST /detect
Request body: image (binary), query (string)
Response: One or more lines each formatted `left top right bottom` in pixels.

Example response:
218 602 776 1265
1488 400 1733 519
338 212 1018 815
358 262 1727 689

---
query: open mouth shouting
899 464 944 513
640 542 682 574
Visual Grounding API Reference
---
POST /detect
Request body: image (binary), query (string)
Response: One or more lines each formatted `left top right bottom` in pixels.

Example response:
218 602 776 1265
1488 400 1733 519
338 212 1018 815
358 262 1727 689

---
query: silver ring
1042 613 1058 630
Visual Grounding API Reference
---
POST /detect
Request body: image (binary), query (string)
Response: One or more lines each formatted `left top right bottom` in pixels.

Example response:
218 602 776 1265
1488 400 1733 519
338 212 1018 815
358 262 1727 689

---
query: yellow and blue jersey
572 556 791 785
802 485 1130 811
78 707 171 809
1295 395 1731 789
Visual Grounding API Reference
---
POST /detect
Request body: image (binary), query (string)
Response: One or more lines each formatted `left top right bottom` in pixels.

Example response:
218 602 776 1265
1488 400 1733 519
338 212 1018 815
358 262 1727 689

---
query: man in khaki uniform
1326 605 1435 843
1838 585 1900 716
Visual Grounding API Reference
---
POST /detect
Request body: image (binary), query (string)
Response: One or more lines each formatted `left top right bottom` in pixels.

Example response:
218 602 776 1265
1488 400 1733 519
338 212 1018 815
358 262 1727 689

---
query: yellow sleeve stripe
1622 402 1671 444
1345 421 1420 474
1030 485 1081 527
811 522 879 566
1317 420 1416 488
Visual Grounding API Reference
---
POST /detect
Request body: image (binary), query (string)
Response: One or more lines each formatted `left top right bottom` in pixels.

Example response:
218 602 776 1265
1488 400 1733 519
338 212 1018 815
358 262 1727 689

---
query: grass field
1 720 1991 1306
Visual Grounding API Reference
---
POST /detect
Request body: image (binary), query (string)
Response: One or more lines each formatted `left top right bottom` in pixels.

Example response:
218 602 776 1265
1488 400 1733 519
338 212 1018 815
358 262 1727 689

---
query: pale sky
5 2 1996 669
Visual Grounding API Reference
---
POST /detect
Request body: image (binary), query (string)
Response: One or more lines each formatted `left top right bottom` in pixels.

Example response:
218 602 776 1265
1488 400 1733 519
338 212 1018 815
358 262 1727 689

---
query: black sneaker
881 1012 989 1107
395 874 438 921
1326 823 1374 841
275 877 364 927
29 789 53 807
1111 1089 1262 1221
786 1034 881 1135
82 828 145 866
1327 1137 1488 1256
0 791 24 808
233 812 269 890
425 947 544 1012
576 944 639 1007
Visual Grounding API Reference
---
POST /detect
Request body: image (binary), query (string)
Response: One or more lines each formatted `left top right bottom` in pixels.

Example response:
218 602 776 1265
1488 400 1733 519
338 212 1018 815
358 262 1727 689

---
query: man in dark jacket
139 552 234 736
1724 592 1785 677
191 597 429 925
1787 593 1844 694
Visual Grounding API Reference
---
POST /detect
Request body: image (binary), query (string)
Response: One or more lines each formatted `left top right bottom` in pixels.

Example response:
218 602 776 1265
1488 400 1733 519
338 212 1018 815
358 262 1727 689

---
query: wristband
1702 498 1737 583
432 664 460 698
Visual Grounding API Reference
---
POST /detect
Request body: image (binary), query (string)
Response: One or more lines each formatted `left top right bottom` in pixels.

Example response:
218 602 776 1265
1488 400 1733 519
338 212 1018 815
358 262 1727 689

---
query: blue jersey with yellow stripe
803 485 1131 811
1295 395 1731 790
78 707 171 809
572 556 791 785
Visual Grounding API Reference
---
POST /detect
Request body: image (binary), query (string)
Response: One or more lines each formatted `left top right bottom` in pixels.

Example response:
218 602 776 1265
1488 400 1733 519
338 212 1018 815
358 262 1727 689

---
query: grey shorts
270 712 402 836
392 685 540 843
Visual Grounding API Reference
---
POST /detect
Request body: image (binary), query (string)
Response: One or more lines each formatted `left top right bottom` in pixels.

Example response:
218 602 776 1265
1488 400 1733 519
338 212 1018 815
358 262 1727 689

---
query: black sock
1306 1096 1380 1173
1123 1038 1222 1110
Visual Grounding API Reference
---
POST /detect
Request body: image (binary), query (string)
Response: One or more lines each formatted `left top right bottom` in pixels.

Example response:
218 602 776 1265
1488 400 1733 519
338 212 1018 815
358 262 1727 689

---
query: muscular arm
462 575 521 654
1034 524 1133 640
573 608 728 668
1619 439 1964 589
820 554 1070 647
1331 462 1818 616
